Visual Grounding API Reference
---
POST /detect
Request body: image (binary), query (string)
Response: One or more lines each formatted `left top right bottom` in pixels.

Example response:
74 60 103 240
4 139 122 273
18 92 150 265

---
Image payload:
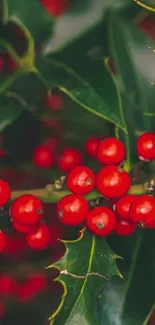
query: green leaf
2 0 54 47
99 229 155 325
105 10 154 163
36 27 126 131
0 95 23 131
47 228 121 325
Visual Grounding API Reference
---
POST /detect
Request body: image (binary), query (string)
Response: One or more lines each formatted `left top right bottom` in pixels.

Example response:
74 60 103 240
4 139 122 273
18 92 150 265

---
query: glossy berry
57 194 89 226
0 231 7 253
66 166 95 195
130 195 155 227
40 0 68 16
136 132 155 161
0 56 4 72
97 137 126 165
26 224 50 250
10 195 44 226
85 137 102 158
114 195 135 220
0 179 11 206
32 145 55 168
115 220 136 236
58 148 82 173
45 93 63 111
86 206 116 236
12 220 35 233
96 166 131 199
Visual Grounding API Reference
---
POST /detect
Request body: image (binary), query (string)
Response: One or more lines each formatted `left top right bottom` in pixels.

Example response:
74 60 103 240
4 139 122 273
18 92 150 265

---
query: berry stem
10 184 146 203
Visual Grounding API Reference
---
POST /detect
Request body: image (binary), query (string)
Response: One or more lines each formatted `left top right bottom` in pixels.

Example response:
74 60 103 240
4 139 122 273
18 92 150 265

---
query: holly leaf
105 10 155 162
2 0 54 48
99 229 155 325
0 95 23 131
47 228 122 325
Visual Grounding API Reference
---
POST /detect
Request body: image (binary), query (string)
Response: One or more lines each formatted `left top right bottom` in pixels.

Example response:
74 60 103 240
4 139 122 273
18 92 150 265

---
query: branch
10 184 146 203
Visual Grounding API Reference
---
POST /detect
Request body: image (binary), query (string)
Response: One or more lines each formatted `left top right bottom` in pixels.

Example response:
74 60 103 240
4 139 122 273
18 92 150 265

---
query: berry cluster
57 133 155 237
0 181 51 252
0 270 54 319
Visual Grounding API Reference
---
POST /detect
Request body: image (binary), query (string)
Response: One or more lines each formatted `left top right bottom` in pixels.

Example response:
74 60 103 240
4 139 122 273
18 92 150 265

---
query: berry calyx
86 206 116 236
97 137 126 165
114 194 135 220
12 220 36 233
66 166 95 195
130 195 155 227
115 220 136 236
0 231 7 253
85 137 102 158
40 0 68 16
26 224 50 250
57 194 89 226
136 132 155 161
0 179 11 206
58 148 82 173
10 195 44 226
32 145 55 168
0 56 5 72
45 92 63 111
96 166 131 199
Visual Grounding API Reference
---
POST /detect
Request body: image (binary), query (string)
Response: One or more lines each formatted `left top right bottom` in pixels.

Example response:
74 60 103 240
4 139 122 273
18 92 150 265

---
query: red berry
97 137 126 165
0 149 5 158
10 195 44 226
58 148 82 173
130 195 155 227
42 118 64 134
0 302 5 318
0 179 11 206
45 93 63 111
0 56 4 72
85 137 102 158
0 275 15 295
26 224 50 250
12 220 36 233
0 231 7 253
96 166 131 199
6 55 17 73
40 0 68 16
114 195 135 220
57 194 89 226
28 273 47 294
138 15 155 40
136 132 155 161
66 166 95 195
115 220 136 236
32 145 55 168
86 206 116 236
44 137 59 152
